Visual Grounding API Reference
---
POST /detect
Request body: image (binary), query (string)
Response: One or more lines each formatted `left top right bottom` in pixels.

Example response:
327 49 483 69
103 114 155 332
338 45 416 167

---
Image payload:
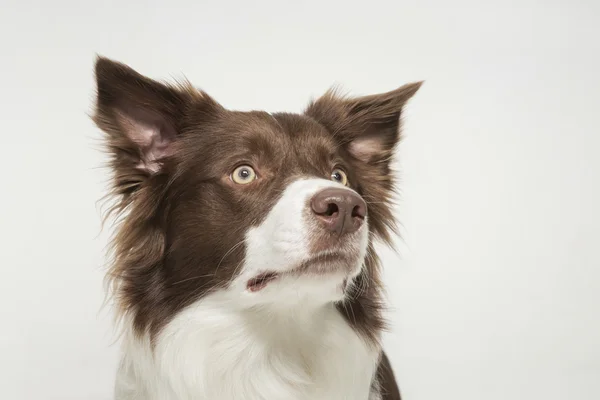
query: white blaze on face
232 178 370 307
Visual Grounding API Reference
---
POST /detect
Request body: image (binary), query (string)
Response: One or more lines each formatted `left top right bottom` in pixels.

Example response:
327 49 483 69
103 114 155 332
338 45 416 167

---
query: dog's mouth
246 272 279 292
245 253 355 292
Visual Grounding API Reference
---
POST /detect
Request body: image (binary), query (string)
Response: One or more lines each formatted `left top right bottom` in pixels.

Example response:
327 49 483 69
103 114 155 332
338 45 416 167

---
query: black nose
310 188 367 235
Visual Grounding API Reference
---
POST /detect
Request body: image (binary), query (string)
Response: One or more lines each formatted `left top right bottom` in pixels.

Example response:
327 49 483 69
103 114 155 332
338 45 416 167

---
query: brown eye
231 165 257 184
331 169 348 186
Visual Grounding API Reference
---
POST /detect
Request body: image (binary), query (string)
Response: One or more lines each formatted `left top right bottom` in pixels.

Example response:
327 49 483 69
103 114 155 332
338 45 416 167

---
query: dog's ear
305 82 422 169
93 57 220 195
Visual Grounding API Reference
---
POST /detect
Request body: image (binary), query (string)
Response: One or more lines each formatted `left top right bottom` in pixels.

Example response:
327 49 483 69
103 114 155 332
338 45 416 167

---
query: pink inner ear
348 135 386 162
115 109 175 173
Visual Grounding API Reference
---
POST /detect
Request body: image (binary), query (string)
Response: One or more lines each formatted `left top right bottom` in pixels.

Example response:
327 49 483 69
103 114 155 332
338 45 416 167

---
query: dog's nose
310 188 367 235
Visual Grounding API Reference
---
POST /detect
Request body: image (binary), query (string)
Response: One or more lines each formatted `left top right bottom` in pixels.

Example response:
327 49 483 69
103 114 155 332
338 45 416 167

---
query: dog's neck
117 292 381 399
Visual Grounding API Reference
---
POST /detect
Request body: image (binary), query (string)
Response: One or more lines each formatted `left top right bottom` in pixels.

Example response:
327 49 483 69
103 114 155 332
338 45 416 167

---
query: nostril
351 205 365 219
325 203 339 217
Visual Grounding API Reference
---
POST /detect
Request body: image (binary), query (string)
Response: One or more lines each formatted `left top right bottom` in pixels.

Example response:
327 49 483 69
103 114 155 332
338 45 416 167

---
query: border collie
92 57 421 400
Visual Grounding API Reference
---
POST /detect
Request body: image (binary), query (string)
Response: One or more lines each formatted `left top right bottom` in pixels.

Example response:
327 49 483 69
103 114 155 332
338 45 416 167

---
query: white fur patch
235 178 369 307
116 295 380 399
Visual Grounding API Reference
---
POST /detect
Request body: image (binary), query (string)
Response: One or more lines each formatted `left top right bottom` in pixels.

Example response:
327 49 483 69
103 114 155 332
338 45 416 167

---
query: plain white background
1 0 599 399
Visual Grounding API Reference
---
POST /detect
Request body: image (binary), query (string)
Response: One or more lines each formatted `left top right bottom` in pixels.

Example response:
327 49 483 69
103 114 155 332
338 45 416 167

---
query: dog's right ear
93 57 220 195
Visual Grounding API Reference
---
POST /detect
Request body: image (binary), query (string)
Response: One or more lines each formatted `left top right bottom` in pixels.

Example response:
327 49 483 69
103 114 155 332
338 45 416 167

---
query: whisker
170 273 215 286
214 240 245 277
229 259 246 284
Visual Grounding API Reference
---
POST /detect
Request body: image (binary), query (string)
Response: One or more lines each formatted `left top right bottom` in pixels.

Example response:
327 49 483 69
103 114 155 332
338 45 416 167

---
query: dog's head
94 57 421 338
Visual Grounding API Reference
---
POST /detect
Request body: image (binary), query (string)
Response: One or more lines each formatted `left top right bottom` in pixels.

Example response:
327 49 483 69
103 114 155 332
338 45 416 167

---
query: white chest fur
115 294 381 400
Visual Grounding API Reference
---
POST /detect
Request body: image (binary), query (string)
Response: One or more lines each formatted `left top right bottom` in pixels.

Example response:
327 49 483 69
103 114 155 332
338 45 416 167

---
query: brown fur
93 56 420 397
378 352 403 400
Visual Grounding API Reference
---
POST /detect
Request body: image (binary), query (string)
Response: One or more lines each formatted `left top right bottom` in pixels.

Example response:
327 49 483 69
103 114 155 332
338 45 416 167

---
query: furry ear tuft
92 56 220 195
305 81 423 164
94 57 189 175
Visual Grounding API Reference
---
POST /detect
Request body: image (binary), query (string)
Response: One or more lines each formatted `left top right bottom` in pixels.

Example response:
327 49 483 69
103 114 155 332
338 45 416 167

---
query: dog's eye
231 165 257 184
331 169 348 186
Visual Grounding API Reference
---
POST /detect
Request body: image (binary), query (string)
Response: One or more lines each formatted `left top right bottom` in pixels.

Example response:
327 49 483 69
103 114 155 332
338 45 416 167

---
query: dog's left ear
305 82 423 167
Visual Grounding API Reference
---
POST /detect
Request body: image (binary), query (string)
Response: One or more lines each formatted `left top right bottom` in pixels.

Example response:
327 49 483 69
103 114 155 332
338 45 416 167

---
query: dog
92 57 421 400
